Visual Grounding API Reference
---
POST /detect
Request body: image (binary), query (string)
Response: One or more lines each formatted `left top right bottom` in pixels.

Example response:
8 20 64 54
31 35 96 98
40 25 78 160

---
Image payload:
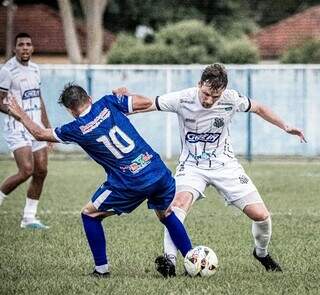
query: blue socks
81 213 107 266
161 212 192 257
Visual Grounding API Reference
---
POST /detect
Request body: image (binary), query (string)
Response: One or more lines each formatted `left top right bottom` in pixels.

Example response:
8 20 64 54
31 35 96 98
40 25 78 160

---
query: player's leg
162 164 207 268
162 190 192 265
81 201 115 277
156 208 192 258
239 197 282 272
213 159 281 271
0 146 33 205
154 208 192 278
21 144 49 229
147 169 195 277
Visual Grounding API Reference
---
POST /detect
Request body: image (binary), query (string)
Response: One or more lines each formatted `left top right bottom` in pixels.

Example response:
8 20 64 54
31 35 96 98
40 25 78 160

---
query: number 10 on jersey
96 126 135 159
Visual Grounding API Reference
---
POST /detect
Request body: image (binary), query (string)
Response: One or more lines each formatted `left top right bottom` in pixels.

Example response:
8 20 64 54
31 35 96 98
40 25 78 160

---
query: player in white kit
0 33 51 229
113 64 306 276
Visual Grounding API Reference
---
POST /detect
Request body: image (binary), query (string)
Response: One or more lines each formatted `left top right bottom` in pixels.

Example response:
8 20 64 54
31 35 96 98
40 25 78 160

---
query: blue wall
0 65 319 157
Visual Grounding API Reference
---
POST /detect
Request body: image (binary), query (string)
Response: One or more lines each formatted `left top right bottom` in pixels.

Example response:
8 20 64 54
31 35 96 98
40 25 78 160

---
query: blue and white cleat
20 219 49 229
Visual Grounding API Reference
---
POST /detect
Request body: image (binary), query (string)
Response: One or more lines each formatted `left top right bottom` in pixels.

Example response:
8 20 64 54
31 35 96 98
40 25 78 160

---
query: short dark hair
58 83 90 109
15 32 32 45
200 64 228 91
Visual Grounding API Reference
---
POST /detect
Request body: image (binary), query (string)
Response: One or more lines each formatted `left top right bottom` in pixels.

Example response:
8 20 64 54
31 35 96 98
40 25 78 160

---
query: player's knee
81 202 97 217
19 165 34 180
172 192 192 211
252 210 269 222
33 166 48 180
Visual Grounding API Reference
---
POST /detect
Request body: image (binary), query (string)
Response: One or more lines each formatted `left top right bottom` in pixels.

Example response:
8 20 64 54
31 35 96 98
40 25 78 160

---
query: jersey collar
79 104 92 117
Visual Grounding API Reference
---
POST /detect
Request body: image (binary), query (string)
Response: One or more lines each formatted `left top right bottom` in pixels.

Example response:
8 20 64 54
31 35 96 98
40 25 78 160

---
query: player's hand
284 125 307 143
7 96 24 121
112 87 129 96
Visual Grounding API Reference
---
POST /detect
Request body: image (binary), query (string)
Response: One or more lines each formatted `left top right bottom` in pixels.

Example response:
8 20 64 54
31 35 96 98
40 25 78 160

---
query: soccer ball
184 246 218 277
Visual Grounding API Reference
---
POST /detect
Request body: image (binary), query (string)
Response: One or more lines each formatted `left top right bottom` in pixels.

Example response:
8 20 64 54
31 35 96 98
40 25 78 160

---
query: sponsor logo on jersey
217 102 233 106
186 132 221 143
185 118 196 123
180 98 195 104
213 117 224 128
80 108 110 134
120 152 153 174
22 88 40 100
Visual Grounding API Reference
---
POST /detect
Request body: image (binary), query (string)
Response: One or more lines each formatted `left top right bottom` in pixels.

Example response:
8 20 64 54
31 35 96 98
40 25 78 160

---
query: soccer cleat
155 255 176 278
20 219 49 229
253 248 282 272
91 269 111 278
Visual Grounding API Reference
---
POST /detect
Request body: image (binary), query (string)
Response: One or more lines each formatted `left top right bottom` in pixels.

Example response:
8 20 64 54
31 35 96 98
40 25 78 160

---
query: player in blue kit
6 83 192 278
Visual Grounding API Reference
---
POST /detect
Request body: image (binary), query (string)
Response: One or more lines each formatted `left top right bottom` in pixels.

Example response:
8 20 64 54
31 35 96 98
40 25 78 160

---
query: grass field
0 156 319 295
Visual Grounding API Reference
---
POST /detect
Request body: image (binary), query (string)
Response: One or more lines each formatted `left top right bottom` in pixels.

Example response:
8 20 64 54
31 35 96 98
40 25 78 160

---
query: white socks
0 191 7 206
23 197 39 221
95 264 109 274
164 206 187 265
252 216 272 257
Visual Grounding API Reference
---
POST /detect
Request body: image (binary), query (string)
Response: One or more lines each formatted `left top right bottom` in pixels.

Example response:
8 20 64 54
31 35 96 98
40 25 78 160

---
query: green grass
0 157 319 294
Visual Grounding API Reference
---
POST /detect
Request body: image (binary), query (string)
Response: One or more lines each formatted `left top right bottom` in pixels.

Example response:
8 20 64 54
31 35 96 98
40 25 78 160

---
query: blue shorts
91 170 175 215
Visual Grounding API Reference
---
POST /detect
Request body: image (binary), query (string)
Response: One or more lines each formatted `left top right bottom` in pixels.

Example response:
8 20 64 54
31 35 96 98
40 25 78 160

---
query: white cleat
20 219 49 229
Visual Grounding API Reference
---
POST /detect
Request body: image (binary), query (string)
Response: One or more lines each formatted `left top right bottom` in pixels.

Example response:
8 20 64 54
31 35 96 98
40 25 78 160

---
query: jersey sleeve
155 90 182 113
52 122 77 144
0 67 12 92
233 91 251 112
102 94 133 114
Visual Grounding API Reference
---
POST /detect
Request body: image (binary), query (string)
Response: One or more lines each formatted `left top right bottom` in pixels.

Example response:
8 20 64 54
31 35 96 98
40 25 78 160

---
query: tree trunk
5 0 16 60
81 0 108 64
57 0 83 63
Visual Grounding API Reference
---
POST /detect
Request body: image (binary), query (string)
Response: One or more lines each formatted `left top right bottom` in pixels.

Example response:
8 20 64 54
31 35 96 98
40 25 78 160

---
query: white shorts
175 159 263 209
4 130 47 152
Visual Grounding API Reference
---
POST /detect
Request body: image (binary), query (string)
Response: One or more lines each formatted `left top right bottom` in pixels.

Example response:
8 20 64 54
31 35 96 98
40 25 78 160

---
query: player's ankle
254 247 268 258
165 254 177 266
0 191 7 205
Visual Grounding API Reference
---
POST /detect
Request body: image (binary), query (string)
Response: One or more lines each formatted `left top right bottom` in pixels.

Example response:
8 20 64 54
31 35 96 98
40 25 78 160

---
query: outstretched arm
250 100 307 142
7 97 58 143
112 87 157 113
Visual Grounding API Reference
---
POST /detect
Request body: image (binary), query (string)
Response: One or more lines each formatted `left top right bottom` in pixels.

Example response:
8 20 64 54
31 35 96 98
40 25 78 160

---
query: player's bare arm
7 96 58 143
250 100 307 142
112 87 155 113
0 91 9 114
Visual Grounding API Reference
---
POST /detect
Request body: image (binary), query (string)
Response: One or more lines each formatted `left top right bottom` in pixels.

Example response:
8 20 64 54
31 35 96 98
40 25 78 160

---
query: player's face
14 37 34 64
198 83 225 108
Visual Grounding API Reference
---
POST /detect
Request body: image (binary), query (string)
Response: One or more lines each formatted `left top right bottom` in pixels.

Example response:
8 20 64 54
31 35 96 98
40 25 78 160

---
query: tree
3 0 17 60
57 0 108 64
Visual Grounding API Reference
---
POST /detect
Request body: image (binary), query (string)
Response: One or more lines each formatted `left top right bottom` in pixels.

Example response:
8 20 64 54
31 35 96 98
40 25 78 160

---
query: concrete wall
0 64 319 158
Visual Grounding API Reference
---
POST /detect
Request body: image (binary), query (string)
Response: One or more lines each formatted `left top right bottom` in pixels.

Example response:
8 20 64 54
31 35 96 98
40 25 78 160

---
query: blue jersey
53 94 169 190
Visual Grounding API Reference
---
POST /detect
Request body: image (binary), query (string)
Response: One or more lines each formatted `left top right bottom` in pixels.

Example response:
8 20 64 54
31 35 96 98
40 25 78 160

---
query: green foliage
280 39 320 63
108 20 260 64
220 38 260 64
109 43 180 64
1 158 320 294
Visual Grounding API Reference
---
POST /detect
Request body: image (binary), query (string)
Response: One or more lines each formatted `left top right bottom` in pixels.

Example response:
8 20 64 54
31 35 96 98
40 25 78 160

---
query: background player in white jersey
0 33 51 229
113 64 306 276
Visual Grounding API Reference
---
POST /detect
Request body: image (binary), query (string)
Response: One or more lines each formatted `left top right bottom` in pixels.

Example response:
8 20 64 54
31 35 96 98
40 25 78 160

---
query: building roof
0 4 115 54
251 5 320 59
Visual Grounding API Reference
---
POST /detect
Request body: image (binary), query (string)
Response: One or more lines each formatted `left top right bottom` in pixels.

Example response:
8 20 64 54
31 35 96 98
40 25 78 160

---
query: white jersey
156 87 251 169
0 56 42 132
